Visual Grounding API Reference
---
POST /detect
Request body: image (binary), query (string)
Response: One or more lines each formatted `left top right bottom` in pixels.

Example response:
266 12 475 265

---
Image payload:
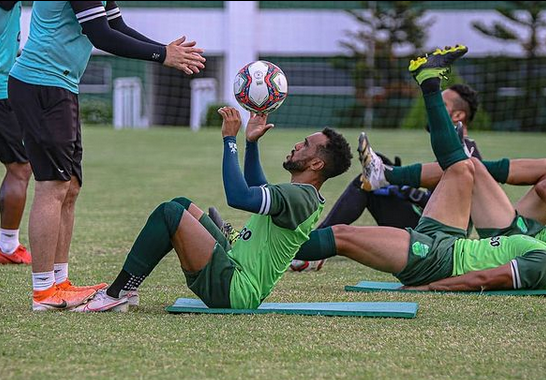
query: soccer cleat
0 244 31 265
289 259 327 272
408 45 468 85
358 132 390 191
208 207 240 246
119 289 139 306
70 289 129 313
56 279 108 292
32 285 96 311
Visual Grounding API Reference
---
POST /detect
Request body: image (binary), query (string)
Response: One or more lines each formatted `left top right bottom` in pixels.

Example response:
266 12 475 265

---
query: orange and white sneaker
0 244 31 265
57 279 108 292
32 285 96 311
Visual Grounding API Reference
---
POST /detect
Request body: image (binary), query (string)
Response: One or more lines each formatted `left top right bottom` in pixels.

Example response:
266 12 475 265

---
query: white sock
32 271 55 292
0 228 19 254
54 263 68 284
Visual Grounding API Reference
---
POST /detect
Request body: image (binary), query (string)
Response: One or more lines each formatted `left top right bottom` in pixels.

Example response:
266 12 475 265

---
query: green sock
294 227 337 261
482 158 510 184
424 90 469 170
123 201 185 276
384 163 422 188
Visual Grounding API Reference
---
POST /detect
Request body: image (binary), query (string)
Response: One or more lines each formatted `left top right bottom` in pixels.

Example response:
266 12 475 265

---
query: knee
448 159 475 183
170 196 193 210
64 183 81 206
6 162 32 183
159 201 185 236
535 176 546 200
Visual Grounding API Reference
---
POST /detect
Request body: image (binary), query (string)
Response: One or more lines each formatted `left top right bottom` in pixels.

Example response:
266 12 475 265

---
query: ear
309 157 325 172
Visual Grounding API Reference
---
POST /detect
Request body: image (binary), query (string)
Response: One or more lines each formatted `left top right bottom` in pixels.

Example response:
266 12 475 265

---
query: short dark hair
317 127 352 180
448 84 479 123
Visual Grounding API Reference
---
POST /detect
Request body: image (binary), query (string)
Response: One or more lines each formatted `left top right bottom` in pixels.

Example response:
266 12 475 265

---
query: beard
283 156 308 173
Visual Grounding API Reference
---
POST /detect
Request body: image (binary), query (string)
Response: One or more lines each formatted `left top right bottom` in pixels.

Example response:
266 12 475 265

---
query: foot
408 45 468 85
357 132 390 191
289 259 327 272
0 244 31 265
208 207 240 245
119 289 139 306
32 285 96 311
57 279 108 292
70 289 129 312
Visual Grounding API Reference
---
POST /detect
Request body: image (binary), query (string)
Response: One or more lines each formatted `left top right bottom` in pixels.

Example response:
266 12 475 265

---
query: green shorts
182 215 236 308
477 213 545 240
395 217 465 286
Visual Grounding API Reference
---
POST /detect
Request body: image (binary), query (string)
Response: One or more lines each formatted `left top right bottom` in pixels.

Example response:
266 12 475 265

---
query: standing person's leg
0 99 32 264
8 77 96 310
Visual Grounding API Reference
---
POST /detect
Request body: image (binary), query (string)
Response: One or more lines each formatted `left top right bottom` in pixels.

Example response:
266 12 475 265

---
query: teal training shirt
10 1 107 94
0 1 20 99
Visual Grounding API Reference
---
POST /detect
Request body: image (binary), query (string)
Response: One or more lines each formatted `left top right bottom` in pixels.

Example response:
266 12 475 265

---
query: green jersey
454 235 546 289
228 183 324 309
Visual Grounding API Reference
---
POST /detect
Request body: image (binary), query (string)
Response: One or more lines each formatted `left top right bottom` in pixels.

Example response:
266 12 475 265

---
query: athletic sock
32 271 55 292
294 227 337 261
0 228 19 254
482 158 510 184
107 270 146 298
384 163 422 188
422 84 468 170
109 201 185 297
54 263 68 284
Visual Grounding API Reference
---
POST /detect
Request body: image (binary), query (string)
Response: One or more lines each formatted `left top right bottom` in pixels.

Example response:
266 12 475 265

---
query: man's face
283 132 328 173
442 89 465 125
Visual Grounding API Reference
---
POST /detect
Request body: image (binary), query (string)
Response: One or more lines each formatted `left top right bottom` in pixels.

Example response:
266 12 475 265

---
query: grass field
1 127 545 380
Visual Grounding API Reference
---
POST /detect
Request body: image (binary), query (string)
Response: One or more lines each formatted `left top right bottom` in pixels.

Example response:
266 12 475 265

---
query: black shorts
8 76 83 186
0 99 28 164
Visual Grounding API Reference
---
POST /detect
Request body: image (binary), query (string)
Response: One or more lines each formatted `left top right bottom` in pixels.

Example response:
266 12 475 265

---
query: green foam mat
166 298 418 318
345 281 546 296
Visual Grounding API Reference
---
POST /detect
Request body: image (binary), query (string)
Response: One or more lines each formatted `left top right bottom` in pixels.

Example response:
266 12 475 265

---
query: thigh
422 160 473 231
8 78 79 182
515 186 546 225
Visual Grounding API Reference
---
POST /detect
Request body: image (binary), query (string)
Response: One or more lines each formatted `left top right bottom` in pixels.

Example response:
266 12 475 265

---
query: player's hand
163 36 206 75
218 107 242 138
246 113 274 142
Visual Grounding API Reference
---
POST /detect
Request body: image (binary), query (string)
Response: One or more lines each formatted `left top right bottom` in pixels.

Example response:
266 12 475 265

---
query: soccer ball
288 259 327 272
233 60 288 114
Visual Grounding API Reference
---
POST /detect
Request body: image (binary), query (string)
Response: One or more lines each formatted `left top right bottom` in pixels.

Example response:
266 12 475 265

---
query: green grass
1 127 546 380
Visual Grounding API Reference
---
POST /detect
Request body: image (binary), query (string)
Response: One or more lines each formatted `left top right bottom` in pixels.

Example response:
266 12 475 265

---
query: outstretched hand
163 36 206 75
218 107 242 138
246 113 274 142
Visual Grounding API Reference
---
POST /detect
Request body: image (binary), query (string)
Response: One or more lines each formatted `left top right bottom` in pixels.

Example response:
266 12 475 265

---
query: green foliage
400 70 492 131
203 103 226 128
334 1 434 128
472 1 546 130
79 99 113 125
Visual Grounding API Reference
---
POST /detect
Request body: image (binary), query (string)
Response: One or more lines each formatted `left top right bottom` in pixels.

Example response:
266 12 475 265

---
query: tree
333 1 434 128
472 1 546 131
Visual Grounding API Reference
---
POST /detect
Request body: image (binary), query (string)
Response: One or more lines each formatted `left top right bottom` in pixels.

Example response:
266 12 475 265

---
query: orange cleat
32 285 96 311
0 244 31 265
57 279 108 292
